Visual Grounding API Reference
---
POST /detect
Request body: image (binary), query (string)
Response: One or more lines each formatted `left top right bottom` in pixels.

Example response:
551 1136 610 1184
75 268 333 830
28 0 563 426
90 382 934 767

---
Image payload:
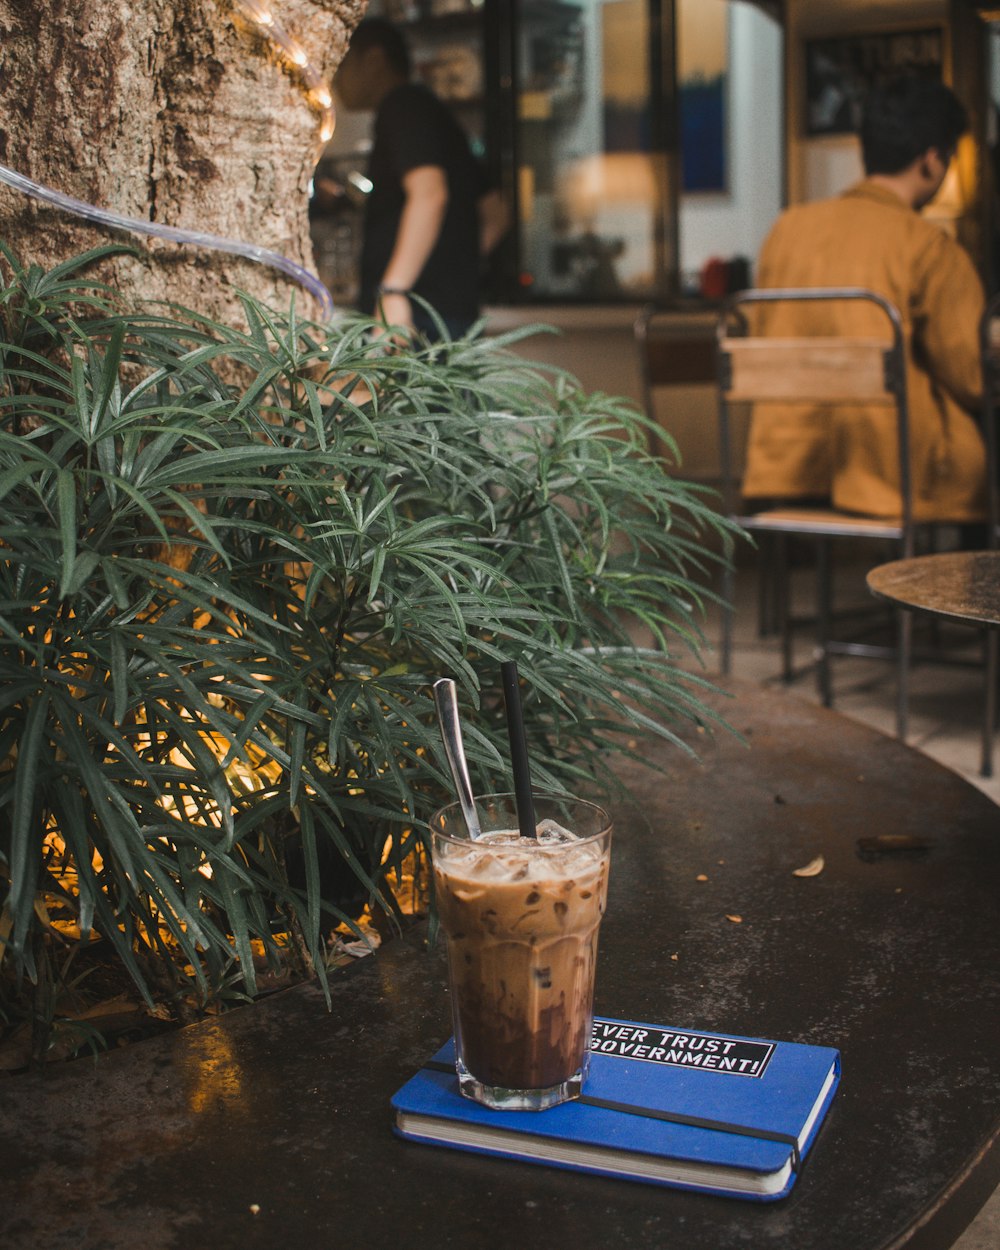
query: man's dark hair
860 75 968 175
345 18 411 79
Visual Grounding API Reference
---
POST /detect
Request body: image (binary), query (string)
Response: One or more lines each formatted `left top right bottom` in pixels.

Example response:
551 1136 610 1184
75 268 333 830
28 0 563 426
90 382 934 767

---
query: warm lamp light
925 133 976 231
558 153 659 225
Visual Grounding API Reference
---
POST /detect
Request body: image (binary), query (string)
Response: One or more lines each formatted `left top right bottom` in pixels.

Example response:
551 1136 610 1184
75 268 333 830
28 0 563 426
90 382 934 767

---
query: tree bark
0 0 367 326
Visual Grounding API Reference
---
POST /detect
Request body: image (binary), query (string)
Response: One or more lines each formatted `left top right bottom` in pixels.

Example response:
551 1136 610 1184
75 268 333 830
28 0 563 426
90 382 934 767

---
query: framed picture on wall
678 0 729 193
804 26 945 137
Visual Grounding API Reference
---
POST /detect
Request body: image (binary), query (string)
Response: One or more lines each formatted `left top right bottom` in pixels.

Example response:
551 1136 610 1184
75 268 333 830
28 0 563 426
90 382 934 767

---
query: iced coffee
430 795 612 1111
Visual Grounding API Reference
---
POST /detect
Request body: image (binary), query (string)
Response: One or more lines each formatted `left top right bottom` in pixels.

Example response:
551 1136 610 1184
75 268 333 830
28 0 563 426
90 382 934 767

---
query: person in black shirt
332 18 502 340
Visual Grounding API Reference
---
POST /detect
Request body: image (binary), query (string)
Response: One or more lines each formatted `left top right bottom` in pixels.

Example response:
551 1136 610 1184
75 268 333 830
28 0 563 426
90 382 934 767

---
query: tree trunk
0 0 367 326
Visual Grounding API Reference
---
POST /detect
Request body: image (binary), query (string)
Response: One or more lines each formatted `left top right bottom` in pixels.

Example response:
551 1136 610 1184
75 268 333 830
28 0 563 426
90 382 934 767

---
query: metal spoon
432 678 482 838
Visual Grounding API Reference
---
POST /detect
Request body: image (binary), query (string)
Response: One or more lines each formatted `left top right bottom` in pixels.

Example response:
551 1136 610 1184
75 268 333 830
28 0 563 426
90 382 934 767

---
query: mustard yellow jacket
742 181 987 522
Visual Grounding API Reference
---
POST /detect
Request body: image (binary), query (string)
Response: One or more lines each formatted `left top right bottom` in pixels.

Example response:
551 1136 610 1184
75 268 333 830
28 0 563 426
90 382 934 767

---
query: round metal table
867 549 999 777
2 679 999 1250
867 550 1000 628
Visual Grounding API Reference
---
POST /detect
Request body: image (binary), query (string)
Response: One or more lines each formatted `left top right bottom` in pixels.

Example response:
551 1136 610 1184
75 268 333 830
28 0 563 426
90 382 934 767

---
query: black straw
500 660 536 839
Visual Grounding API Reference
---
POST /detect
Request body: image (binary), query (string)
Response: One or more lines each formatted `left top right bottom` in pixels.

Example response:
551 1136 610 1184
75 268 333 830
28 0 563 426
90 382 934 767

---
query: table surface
867 550 1000 628
3 679 1000 1250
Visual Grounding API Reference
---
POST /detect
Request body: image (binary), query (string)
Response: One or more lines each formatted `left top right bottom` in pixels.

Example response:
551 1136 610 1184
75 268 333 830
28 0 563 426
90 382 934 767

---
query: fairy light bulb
231 0 336 144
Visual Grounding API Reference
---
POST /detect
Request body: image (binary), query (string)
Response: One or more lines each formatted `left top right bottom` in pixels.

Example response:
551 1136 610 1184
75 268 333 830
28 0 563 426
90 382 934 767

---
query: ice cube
535 818 578 845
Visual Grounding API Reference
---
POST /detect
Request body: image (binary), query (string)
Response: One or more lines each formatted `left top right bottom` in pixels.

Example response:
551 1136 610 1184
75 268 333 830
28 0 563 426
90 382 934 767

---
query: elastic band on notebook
578 1093 802 1172
420 1061 802 1173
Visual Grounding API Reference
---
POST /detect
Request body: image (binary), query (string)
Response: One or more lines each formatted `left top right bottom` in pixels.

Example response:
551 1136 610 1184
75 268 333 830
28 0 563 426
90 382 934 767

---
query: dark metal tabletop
3 679 1000 1250
867 550 1000 628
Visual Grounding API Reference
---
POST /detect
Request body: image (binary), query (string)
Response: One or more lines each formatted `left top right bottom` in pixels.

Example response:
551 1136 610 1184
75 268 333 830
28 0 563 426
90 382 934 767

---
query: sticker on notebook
590 1019 776 1078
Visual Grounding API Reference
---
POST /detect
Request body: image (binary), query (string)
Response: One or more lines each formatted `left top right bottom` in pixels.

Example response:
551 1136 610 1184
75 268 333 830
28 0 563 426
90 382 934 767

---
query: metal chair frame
633 304 719 462
717 287 916 739
634 304 719 411
979 294 1000 777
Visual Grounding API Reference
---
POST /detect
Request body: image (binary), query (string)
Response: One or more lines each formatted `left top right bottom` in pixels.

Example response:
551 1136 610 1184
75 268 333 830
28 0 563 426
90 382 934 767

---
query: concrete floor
705 560 998 802
699 558 1000 1248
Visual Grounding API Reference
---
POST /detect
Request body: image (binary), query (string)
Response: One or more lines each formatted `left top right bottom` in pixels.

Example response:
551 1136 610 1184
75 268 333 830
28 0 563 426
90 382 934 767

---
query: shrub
0 242 736 1060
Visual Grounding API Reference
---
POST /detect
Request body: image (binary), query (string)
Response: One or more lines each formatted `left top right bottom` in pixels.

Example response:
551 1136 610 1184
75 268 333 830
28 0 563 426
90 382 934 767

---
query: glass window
512 0 669 300
312 0 785 307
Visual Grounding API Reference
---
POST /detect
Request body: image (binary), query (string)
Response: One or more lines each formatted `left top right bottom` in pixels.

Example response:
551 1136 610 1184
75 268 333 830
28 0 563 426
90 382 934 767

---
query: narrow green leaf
70 352 90 438
55 468 77 599
8 690 50 940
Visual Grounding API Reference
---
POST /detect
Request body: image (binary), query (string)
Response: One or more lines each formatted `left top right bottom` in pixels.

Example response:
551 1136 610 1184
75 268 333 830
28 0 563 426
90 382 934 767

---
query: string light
231 0 337 146
0 3 341 318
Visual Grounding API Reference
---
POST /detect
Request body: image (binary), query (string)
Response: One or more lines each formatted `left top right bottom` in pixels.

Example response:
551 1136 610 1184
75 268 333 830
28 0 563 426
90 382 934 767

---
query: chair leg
816 537 833 707
982 628 998 779
895 606 911 743
775 534 794 682
757 532 773 638
721 560 735 676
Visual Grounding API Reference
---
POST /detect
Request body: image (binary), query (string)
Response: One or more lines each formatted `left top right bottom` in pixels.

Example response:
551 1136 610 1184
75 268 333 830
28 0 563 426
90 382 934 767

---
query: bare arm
477 187 510 257
377 164 449 332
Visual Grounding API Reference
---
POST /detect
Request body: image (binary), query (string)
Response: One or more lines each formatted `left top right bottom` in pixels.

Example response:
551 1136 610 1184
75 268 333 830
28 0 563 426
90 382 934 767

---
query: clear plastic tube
0 161 334 320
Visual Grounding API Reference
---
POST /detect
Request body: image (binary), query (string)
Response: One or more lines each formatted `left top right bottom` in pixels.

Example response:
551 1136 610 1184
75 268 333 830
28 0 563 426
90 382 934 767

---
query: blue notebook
391 1016 841 1201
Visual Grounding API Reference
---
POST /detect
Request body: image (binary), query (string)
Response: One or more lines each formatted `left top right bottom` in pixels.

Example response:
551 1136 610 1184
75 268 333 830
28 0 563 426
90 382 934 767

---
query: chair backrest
716 287 912 534
980 292 1000 548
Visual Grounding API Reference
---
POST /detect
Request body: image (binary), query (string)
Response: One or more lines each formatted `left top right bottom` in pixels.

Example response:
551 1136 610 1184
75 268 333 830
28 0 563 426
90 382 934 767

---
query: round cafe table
867 550 1000 629
867 549 1000 777
2 679 1000 1250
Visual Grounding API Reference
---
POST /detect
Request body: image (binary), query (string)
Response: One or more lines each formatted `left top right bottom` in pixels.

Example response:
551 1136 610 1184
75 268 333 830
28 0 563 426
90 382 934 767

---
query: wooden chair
635 302 786 638
717 287 916 739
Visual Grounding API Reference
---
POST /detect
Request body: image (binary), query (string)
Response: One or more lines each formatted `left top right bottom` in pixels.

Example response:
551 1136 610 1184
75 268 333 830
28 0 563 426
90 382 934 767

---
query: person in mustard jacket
742 76 987 523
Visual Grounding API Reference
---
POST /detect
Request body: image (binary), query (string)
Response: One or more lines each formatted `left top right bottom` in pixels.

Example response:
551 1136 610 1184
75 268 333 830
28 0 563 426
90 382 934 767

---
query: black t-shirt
359 83 483 332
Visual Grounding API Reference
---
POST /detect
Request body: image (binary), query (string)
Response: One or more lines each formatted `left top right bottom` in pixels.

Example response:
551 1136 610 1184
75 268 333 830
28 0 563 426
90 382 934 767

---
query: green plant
0 241 737 1060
